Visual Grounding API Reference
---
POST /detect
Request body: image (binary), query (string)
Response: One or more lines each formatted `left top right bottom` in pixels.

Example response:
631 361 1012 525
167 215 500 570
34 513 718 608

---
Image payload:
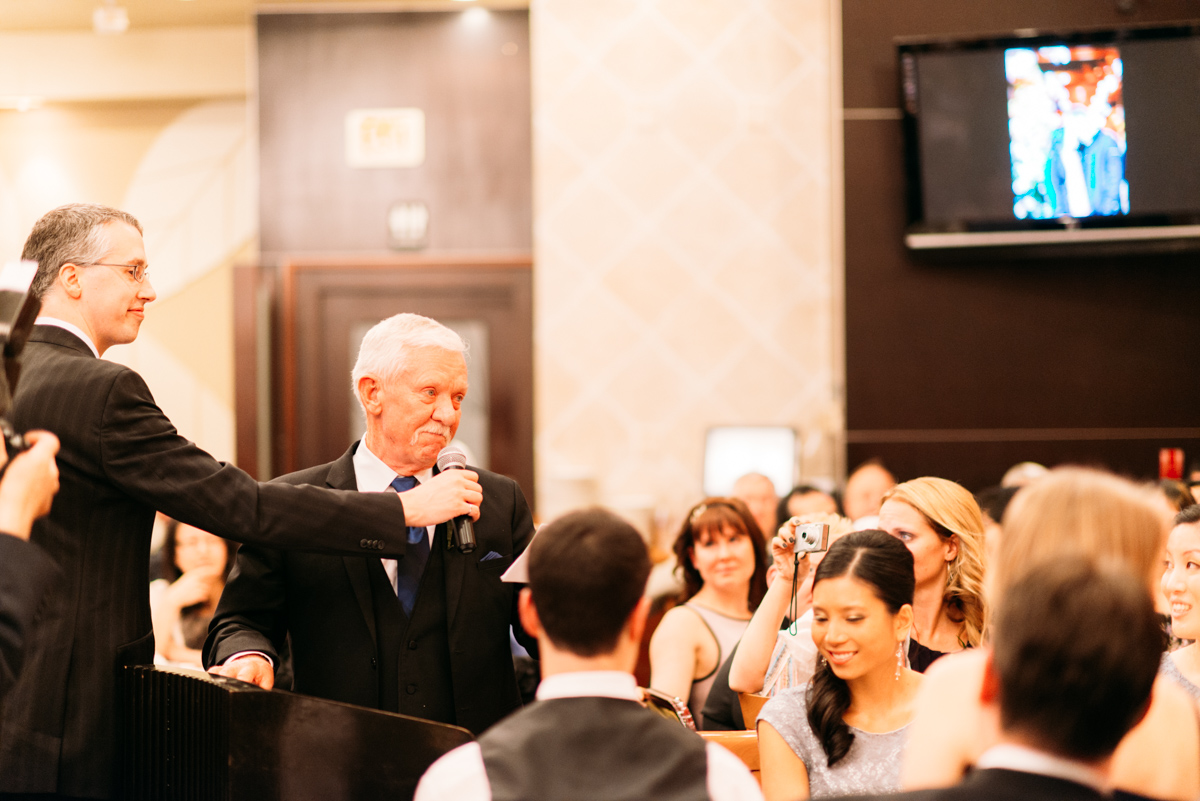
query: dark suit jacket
843 768 1109 801
205 442 536 736
0 535 57 703
1 326 415 798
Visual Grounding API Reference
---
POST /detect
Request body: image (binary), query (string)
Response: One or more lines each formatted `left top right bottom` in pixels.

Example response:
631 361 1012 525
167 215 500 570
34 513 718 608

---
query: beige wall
0 9 844 533
0 27 251 462
531 0 842 537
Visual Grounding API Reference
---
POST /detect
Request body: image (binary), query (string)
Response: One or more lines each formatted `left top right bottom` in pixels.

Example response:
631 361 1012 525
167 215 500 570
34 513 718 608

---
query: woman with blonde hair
902 467 1200 801
877 477 987 670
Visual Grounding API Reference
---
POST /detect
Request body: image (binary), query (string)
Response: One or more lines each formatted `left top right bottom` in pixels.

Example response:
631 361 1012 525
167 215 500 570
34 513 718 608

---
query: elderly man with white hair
206 313 537 735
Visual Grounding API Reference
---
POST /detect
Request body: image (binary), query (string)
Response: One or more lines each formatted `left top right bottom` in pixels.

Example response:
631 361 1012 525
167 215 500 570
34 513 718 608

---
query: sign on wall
344 108 425 168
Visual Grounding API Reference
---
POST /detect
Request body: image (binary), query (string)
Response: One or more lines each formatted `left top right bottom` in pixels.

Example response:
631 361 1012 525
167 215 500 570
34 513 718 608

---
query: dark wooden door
235 256 534 503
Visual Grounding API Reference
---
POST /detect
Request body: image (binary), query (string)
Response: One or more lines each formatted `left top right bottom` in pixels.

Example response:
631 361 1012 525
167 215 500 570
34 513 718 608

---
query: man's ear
626 595 651 646
357 375 383 417
518 587 541 639
57 263 85 300
979 648 1000 706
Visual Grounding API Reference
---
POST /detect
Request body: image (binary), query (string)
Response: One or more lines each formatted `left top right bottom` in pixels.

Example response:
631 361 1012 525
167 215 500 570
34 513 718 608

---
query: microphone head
437 444 468 471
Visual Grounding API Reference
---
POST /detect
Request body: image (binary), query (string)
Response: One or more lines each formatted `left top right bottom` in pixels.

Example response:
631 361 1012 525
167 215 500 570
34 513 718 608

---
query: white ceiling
0 0 527 32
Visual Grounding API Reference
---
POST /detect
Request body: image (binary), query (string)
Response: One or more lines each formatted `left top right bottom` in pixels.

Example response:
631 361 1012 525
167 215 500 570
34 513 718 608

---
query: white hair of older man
350 313 467 400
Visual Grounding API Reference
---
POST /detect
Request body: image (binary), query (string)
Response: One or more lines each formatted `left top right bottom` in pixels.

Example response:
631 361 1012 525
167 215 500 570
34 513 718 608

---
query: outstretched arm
729 521 809 693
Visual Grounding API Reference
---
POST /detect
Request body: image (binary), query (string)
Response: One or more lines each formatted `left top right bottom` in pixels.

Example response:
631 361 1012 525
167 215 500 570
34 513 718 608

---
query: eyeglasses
87 262 150 284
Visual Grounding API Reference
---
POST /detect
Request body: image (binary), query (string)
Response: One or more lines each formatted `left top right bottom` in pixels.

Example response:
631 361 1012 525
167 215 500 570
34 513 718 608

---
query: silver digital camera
792 520 830 554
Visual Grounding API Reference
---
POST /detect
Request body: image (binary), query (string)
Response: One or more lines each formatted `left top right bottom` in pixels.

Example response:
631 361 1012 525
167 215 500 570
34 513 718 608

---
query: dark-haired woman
149 520 237 666
757 530 920 801
650 498 768 727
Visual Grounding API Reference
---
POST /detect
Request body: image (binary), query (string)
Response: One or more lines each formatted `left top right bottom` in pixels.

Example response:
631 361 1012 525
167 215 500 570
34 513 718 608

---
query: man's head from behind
352 313 468 473
24 203 154 355
732 472 778 539
523 508 651 664
987 558 1162 763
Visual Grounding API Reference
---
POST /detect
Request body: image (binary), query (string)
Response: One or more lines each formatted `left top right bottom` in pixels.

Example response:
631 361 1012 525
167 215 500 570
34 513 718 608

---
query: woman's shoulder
758 683 812 729
650 603 711 647
758 683 819 756
1111 673 1200 800
1160 647 1200 702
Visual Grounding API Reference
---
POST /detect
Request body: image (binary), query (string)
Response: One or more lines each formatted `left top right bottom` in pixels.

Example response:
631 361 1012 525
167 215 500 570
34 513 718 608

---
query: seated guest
778 485 841 522
733 472 781 545
1161 505 1200 702
999 460 1048 487
973 485 1018 566
902 467 1200 801
414 508 763 801
728 514 853 697
650 498 767 727
877 477 987 670
0 431 61 702
862 558 1163 801
841 460 895 525
149 520 236 666
1158 479 1196 514
757 530 921 800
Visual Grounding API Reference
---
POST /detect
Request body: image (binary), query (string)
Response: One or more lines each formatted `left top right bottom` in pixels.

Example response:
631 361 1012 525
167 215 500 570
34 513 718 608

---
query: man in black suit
866 558 1162 801
205 313 535 736
2 204 482 799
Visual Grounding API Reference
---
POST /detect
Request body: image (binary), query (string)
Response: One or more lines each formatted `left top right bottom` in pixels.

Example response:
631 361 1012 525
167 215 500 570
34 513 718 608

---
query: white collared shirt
35 316 99 357
975 743 1107 792
352 440 433 590
413 670 764 801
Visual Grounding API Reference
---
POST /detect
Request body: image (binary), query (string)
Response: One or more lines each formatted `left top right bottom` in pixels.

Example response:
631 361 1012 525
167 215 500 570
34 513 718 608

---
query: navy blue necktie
390 475 430 617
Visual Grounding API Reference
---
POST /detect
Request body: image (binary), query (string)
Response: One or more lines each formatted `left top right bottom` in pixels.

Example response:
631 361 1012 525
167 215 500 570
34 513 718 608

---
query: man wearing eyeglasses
0 204 483 800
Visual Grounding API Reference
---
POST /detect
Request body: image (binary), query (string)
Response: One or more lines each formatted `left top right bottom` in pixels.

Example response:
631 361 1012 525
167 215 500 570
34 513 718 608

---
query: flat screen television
898 23 1200 250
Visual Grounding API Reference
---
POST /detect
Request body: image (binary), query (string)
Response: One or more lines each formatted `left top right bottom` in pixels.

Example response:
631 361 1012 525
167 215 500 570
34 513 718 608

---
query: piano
119 665 474 801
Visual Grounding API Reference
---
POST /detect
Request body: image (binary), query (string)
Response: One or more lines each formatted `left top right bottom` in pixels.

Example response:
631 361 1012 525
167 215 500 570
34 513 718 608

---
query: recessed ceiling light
93 2 129 35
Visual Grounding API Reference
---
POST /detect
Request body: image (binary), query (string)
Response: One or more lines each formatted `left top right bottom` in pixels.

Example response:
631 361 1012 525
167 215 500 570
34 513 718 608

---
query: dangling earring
895 643 903 681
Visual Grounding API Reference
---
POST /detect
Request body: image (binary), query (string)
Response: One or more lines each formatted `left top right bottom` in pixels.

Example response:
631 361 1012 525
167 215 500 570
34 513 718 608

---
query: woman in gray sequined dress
757 530 922 800
1161 506 1200 703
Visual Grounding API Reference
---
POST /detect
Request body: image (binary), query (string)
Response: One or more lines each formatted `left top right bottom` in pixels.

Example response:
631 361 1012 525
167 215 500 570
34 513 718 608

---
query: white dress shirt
975 743 1107 791
351 440 433 591
413 670 765 801
35 316 99 357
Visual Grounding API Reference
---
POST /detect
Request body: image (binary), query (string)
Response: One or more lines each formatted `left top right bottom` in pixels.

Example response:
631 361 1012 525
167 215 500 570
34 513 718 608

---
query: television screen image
1005 45 1128 220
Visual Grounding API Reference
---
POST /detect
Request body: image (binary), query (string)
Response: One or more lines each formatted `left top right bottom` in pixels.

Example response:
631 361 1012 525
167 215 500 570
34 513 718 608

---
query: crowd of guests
619 459 1200 801
128 452 1200 801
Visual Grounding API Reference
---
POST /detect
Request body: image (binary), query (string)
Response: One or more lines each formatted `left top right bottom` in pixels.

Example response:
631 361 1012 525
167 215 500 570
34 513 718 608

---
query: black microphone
436 445 477 553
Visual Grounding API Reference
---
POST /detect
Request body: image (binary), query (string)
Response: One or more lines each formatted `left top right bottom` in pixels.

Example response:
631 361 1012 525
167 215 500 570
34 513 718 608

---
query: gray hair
23 203 143 299
350 313 467 403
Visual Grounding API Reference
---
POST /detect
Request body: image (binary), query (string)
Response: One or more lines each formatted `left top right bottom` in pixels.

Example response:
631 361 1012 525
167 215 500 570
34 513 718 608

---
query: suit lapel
329 444 379 645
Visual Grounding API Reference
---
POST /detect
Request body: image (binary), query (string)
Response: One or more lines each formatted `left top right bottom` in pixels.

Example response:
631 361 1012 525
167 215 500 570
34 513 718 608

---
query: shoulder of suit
270 459 339 487
471 466 516 488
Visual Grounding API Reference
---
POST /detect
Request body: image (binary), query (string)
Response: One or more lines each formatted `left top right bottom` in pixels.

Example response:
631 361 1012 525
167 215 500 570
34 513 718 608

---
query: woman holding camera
757 530 921 800
728 513 852 697
649 498 768 727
